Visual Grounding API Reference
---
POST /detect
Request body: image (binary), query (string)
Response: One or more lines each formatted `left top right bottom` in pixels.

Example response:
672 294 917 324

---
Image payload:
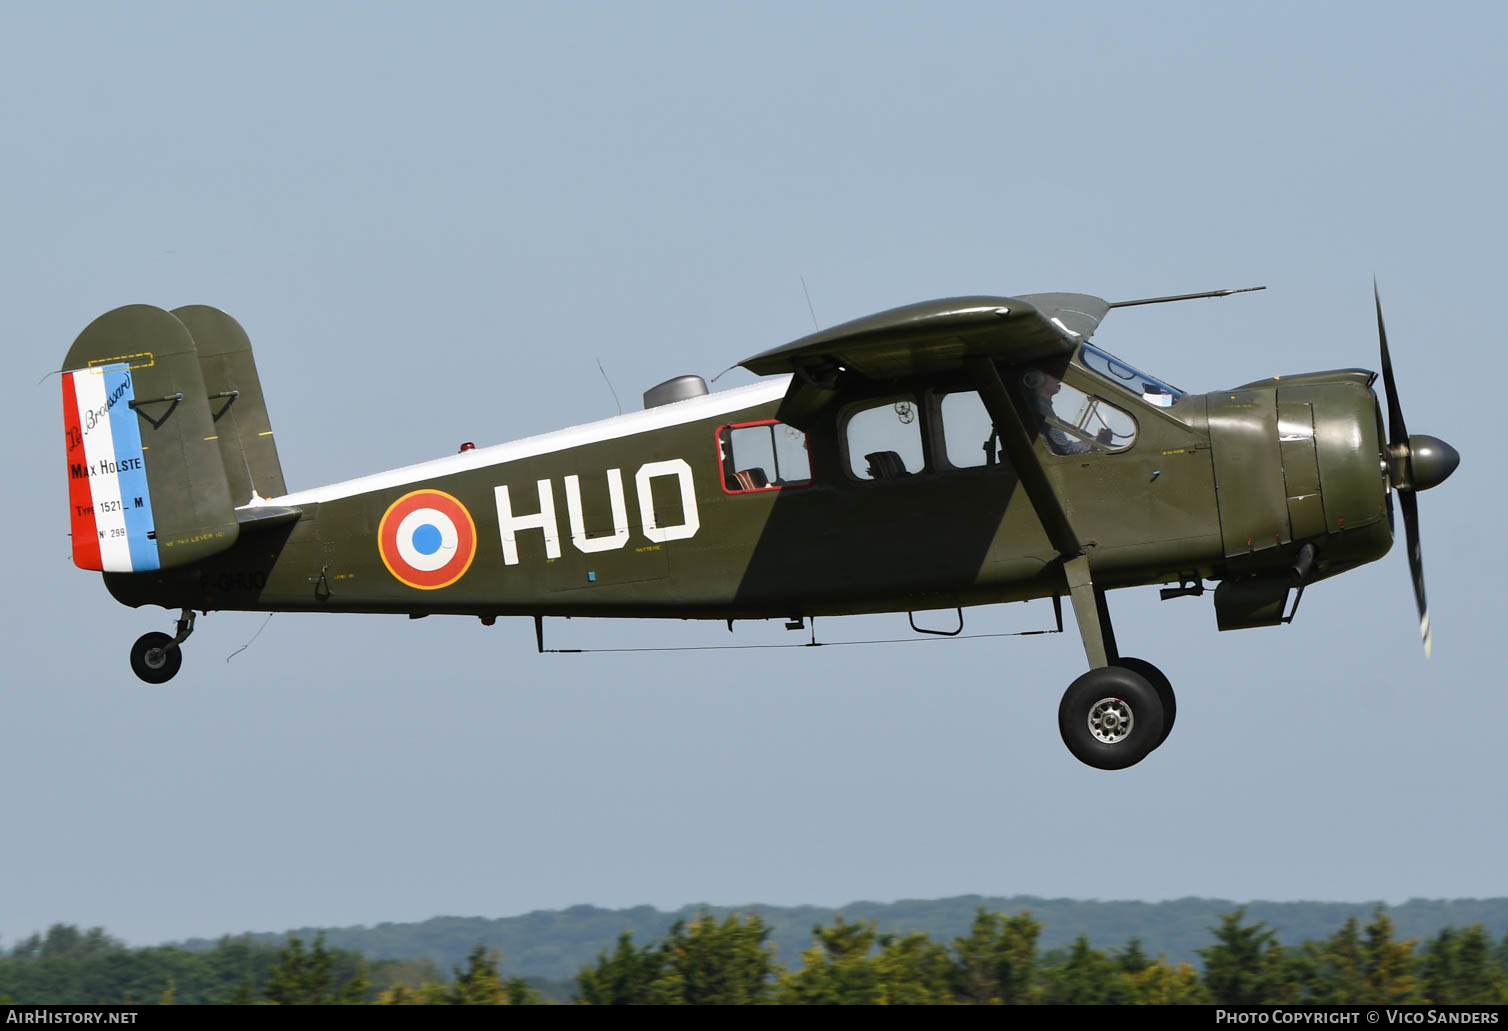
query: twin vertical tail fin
61 305 286 573
170 305 287 505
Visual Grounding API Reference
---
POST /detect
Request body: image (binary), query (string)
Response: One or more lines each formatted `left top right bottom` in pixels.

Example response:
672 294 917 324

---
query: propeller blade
1374 280 1409 452
1376 281 1435 656
1398 488 1431 658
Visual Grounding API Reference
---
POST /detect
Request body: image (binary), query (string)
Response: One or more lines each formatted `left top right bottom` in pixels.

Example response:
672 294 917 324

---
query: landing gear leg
1060 557 1164 769
1064 555 1118 668
129 609 196 684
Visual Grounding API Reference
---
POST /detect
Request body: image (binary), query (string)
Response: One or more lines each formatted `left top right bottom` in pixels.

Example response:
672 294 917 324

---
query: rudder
62 305 239 572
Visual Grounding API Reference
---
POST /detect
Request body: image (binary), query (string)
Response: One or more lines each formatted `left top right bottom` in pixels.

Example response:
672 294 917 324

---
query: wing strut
965 356 1118 668
965 356 1079 557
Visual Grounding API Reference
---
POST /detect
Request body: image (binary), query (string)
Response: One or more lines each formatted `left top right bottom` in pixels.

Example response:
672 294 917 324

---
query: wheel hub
1088 697 1133 744
144 649 167 669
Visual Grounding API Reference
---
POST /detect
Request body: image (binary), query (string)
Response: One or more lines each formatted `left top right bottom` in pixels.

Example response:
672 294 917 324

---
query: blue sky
2 1 1503 947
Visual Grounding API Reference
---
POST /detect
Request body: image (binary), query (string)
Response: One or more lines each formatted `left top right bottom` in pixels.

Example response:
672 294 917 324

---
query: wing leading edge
738 292 1109 382
738 292 1108 430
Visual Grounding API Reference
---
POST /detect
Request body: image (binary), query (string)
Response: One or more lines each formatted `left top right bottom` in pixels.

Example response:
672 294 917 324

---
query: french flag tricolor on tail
62 362 160 573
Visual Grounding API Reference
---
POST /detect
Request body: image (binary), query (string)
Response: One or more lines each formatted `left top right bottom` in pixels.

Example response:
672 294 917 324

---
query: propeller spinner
1374 282 1461 657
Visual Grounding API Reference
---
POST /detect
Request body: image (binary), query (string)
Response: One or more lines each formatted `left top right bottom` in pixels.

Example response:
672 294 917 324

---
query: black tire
130 632 182 684
1058 665 1164 770
1115 657 1175 749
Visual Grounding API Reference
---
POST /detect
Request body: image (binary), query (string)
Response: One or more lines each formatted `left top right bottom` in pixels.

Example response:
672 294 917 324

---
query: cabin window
844 397 925 479
939 391 1007 469
1021 369 1137 455
718 420 812 493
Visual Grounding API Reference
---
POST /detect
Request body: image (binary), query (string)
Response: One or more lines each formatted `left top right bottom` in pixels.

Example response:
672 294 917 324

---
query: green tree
264 933 368 1005
1306 915 1367 1003
1129 959 1212 1004
265 935 326 1005
949 909 1041 1005
576 914 777 1005
448 944 539 1005
503 977 542 1005
43 926 122 961
452 945 504 1005
6 925 123 964
7 934 40 961
575 932 663 1005
1420 927 1459 1004
1116 938 1152 976
1199 908 1286 1004
1362 908 1418 1004
873 932 954 1005
1040 935 1134 1004
655 913 777 1005
777 918 882 1005
1420 925 1506 1004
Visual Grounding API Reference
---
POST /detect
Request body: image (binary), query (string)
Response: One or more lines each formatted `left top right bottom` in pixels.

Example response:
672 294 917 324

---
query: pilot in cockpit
1023 369 1111 456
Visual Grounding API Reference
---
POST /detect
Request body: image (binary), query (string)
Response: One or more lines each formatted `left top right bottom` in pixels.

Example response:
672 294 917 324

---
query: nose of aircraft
1403 434 1460 493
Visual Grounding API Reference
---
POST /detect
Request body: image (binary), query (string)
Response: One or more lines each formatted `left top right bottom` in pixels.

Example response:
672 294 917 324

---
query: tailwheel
130 632 182 684
1058 665 1165 770
128 609 196 684
1114 657 1175 749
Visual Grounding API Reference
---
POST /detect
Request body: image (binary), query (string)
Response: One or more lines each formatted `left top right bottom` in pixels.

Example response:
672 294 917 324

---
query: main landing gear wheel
1114 657 1175 749
1058 665 1165 770
130 632 182 684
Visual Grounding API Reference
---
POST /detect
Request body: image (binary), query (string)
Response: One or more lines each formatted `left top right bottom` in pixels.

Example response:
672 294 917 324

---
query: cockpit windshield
1080 343 1183 407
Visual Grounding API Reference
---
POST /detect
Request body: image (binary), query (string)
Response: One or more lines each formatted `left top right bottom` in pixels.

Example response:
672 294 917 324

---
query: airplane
58 286 1459 769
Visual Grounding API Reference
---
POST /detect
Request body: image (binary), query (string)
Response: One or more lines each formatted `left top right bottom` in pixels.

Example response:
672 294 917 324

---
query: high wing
739 293 1108 430
739 292 1108 382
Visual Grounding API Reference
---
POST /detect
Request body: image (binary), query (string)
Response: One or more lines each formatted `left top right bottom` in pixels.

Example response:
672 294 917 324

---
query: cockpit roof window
1080 343 1184 407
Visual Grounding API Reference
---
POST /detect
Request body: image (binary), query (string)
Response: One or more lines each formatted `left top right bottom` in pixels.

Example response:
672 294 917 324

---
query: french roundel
377 489 477 590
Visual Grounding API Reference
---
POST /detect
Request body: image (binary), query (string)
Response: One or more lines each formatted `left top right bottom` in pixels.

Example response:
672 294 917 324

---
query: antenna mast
1108 285 1266 309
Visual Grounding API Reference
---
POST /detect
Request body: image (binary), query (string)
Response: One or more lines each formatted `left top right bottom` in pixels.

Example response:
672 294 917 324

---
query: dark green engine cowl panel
1206 375 1393 629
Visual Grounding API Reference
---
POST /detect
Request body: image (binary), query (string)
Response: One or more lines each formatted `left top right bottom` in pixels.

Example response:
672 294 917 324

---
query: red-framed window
716 419 813 494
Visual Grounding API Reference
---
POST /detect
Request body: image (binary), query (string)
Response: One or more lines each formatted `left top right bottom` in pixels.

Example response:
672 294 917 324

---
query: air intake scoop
643 375 708 410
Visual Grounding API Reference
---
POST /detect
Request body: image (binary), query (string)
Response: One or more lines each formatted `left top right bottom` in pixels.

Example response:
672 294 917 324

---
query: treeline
4 907 1508 1004
0 926 567 1006
574 908 1508 1005
172 895 1508 978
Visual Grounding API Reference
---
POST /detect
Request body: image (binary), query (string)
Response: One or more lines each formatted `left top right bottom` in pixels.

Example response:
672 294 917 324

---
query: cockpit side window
843 397 925 480
1080 343 1183 407
718 420 812 493
1022 369 1137 456
939 390 1007 469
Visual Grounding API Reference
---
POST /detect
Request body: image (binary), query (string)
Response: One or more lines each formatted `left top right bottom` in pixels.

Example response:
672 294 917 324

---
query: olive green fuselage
105 362 1392 626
